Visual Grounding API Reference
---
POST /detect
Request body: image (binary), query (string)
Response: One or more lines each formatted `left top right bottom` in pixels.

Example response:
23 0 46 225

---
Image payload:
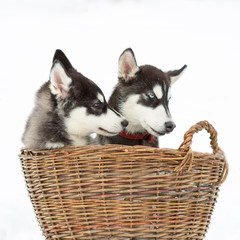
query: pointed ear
118 48 139 82
49 62 72 99
52 49 73 72
167 64 187 85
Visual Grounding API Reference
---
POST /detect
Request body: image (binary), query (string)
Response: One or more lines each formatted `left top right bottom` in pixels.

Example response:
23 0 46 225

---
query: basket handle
175 120 228 185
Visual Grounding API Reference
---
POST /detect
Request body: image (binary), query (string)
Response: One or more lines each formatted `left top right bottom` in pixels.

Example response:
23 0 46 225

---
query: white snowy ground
0 0 239 239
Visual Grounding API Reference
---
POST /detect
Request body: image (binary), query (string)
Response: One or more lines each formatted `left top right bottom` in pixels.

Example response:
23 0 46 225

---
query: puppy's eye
92 102 103 109
147 92 155 99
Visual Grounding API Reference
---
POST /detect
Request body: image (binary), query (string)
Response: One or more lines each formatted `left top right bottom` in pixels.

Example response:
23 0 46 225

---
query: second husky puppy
99 48 186 147
22 49 128 149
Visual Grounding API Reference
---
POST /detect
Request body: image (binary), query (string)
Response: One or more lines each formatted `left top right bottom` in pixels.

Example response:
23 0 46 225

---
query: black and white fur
99 48 186 147
22 49 128 149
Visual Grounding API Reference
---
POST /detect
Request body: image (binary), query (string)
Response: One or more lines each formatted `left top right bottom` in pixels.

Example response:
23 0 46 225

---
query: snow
0 0 239 239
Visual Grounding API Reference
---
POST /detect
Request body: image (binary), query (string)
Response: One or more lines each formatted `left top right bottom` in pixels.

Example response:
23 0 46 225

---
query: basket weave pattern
20 121 228 239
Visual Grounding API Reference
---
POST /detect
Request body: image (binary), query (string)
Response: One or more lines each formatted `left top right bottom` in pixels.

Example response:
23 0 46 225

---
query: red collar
118 130 157 144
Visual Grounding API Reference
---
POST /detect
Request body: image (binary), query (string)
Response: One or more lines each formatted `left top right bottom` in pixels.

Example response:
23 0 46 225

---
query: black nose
165 121 176 133
121 120 128 128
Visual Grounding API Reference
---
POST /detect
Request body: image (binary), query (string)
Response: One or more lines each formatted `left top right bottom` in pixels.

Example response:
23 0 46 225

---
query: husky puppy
98 48 186 147
22 49 128 149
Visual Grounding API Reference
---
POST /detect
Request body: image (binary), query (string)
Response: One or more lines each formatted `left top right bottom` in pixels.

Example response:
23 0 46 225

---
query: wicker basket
20 121 228 240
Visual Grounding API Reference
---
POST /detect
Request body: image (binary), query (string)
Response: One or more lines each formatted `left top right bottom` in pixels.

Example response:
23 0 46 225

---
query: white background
0 0 239 239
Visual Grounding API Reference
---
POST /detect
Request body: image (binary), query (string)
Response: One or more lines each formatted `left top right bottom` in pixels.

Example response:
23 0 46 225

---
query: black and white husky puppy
22 49 128 149
98 48 186 147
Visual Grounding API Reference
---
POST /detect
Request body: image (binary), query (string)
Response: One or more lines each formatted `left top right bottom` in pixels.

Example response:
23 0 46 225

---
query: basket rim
20 143 228 185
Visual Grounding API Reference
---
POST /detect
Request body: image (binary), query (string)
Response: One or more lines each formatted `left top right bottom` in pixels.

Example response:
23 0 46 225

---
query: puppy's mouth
99 127 118 136
143 121 166 136
150 127 166 136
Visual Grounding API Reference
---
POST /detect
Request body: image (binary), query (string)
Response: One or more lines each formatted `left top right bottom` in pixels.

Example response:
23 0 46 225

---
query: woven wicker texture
20 121 228 240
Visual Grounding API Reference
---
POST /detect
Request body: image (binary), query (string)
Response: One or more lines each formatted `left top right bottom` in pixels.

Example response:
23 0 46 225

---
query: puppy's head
49 49 127 137
111 48 187 137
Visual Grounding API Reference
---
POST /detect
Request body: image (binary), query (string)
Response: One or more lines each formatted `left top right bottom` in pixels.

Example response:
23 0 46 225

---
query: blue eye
147 93 155 99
